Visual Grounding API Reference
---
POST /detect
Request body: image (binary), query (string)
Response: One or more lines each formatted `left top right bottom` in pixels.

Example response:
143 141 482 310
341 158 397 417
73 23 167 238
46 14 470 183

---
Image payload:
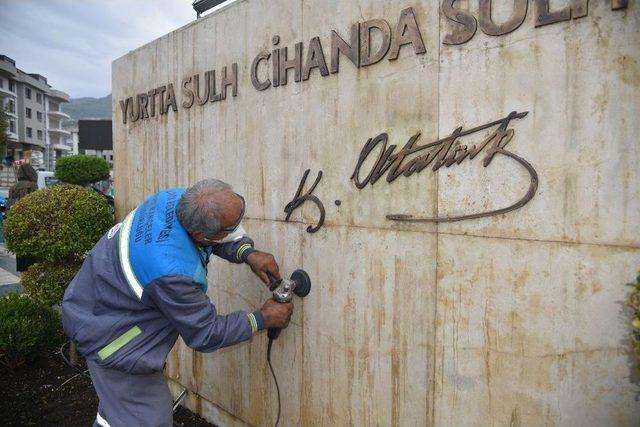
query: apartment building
0 55 73 170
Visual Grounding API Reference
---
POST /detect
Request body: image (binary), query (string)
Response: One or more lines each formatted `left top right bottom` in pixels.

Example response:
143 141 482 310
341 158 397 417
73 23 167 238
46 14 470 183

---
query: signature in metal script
351 111 538 222
284 169 325 233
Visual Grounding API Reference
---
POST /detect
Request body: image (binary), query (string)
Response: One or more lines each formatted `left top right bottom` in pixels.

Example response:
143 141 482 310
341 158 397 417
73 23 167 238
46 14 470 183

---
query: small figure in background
8 163 39 271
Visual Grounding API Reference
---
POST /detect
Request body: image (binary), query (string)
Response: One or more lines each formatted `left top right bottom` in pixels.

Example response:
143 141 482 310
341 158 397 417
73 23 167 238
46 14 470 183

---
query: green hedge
628 274 640 369
0 292 61 368
4 184 113 260
21 261 82 307
55 154 110 185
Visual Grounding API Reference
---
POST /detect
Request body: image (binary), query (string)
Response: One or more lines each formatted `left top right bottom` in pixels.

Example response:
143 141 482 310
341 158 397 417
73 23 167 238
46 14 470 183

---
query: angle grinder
265 269 311 427
266 269 311 339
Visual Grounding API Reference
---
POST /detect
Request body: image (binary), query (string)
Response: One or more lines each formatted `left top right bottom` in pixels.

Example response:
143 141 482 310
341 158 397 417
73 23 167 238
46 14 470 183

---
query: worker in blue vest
62 179 294 427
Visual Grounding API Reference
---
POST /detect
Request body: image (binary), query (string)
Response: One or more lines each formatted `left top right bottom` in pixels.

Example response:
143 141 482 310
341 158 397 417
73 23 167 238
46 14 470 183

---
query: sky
0 0 199 99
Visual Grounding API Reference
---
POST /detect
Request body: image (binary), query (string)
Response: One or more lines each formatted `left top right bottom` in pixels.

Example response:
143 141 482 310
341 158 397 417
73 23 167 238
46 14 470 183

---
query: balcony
48 127 71 137
48 89 70 102
5 109 16 118
53 142 73 151
48 109 70 120
0 87 16 98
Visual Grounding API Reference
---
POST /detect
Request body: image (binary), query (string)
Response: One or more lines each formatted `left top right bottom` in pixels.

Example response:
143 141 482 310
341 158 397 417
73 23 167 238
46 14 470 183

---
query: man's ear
191 231 206 243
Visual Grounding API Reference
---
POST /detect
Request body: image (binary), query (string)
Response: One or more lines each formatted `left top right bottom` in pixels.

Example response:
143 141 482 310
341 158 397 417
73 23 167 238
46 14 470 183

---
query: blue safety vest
118 188 208 299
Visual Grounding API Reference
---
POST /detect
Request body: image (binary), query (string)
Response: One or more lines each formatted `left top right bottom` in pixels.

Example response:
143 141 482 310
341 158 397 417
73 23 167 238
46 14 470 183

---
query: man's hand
246 251 281 285
260 299 294 329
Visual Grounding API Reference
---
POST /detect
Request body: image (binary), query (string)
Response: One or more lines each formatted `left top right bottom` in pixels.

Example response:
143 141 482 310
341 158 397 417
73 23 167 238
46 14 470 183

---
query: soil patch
0 347 214 426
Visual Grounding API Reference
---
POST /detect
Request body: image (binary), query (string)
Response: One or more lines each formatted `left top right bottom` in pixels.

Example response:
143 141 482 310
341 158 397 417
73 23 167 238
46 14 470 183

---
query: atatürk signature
351 111 538 222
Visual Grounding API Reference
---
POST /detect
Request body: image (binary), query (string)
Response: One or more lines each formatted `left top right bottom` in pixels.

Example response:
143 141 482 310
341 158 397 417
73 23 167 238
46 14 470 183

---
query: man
62 179 294 427
8 163 39 271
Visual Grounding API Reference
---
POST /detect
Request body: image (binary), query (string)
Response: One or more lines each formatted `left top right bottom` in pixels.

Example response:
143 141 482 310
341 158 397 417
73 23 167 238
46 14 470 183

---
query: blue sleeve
211 236 256 264
145 275 264 352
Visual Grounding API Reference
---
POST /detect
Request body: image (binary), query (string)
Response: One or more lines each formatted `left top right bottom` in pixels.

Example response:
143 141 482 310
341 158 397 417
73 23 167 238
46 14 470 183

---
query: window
9 80 14 92
36 93 42 103
8 99 15 113
26 107 32 118
9 120 15 133
25 87 31 99
37 130 43 140
37 111 42 122
0 78 3 89
26 127 32 138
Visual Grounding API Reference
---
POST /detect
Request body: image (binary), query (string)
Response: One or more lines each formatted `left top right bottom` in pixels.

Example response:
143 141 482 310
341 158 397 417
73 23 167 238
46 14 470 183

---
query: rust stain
509 406 521 427
615 55 640 87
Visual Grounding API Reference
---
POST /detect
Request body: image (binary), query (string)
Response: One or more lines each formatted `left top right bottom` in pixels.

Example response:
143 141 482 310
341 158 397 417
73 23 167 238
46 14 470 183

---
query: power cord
59 341 91 380
267 337 281 427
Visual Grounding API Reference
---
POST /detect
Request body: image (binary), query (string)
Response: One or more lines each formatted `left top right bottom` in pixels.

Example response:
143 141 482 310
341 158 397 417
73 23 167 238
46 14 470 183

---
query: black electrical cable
59 341 92 380
267 337 281 427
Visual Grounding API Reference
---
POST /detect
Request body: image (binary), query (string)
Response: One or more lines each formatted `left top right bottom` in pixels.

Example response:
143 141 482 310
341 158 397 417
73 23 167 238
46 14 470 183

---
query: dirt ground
0 348 214 426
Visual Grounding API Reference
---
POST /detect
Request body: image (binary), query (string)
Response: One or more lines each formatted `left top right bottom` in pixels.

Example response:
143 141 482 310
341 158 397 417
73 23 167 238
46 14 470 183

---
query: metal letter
388 7 426 60
181 77 194 109
157 86 166 115
165 83 178 113
139 93 149 119
302 36 329 81
194 72 210 106
330 24 360 74
279 43 303 85
129 96 140 122
251 51 271 91
220 63 238 99
535 0 571 27
119 98 130 124
360 19 391 66
147 88 158 117
571 0 588 18
612 0 628 9
441 0 478 45
209 70 221 102
284 170 326 233
479 0 528 36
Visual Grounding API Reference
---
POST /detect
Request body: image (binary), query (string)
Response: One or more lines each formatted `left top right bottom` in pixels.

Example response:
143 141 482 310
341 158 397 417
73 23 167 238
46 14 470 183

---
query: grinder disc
290 269 311 298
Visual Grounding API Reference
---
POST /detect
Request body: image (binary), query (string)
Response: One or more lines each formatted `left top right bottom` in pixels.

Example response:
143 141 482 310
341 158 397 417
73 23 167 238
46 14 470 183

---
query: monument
113 1 639 425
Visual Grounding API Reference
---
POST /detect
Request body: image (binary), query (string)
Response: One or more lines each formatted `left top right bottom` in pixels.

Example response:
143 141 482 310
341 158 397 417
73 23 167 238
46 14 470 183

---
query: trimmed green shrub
4 184 113 260
55 154 110 186
628 273 640 369
0 292 61 368
21 261 82 307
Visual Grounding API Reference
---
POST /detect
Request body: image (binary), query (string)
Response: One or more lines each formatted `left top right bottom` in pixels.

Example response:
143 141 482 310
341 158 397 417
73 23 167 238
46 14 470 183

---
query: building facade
0 55 73 169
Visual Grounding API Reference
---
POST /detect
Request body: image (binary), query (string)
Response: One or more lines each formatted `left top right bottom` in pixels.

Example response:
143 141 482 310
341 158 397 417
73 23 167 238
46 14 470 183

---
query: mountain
61 94 112 128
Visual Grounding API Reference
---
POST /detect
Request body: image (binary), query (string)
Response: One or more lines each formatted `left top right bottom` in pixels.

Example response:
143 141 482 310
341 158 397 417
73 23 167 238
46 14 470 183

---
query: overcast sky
0 0 197 99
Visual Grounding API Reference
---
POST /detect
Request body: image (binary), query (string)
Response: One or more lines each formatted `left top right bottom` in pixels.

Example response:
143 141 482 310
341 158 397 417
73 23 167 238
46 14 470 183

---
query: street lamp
192 0 227 18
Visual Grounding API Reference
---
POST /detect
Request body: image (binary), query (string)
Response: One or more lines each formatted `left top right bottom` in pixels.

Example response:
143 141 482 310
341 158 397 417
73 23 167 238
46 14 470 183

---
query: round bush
0 292 61 368
21 261 82 307
4 184 113 260
55 154 110 185
628 274 640 369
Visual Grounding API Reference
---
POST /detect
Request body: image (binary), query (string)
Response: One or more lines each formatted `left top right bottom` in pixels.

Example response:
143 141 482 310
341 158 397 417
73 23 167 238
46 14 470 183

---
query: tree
55 154 110 186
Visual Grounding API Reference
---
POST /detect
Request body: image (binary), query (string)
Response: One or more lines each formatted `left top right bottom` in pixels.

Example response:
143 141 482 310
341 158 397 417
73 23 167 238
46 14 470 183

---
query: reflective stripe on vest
96 412 111 427
118 208 144 299
97 325 142 361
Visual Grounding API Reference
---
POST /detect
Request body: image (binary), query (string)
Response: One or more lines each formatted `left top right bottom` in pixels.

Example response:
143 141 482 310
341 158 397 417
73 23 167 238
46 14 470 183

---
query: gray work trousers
88 361 173 427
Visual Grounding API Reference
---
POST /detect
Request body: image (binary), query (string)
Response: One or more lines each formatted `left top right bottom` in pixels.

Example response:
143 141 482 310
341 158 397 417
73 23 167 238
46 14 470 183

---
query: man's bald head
177 179 243 242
